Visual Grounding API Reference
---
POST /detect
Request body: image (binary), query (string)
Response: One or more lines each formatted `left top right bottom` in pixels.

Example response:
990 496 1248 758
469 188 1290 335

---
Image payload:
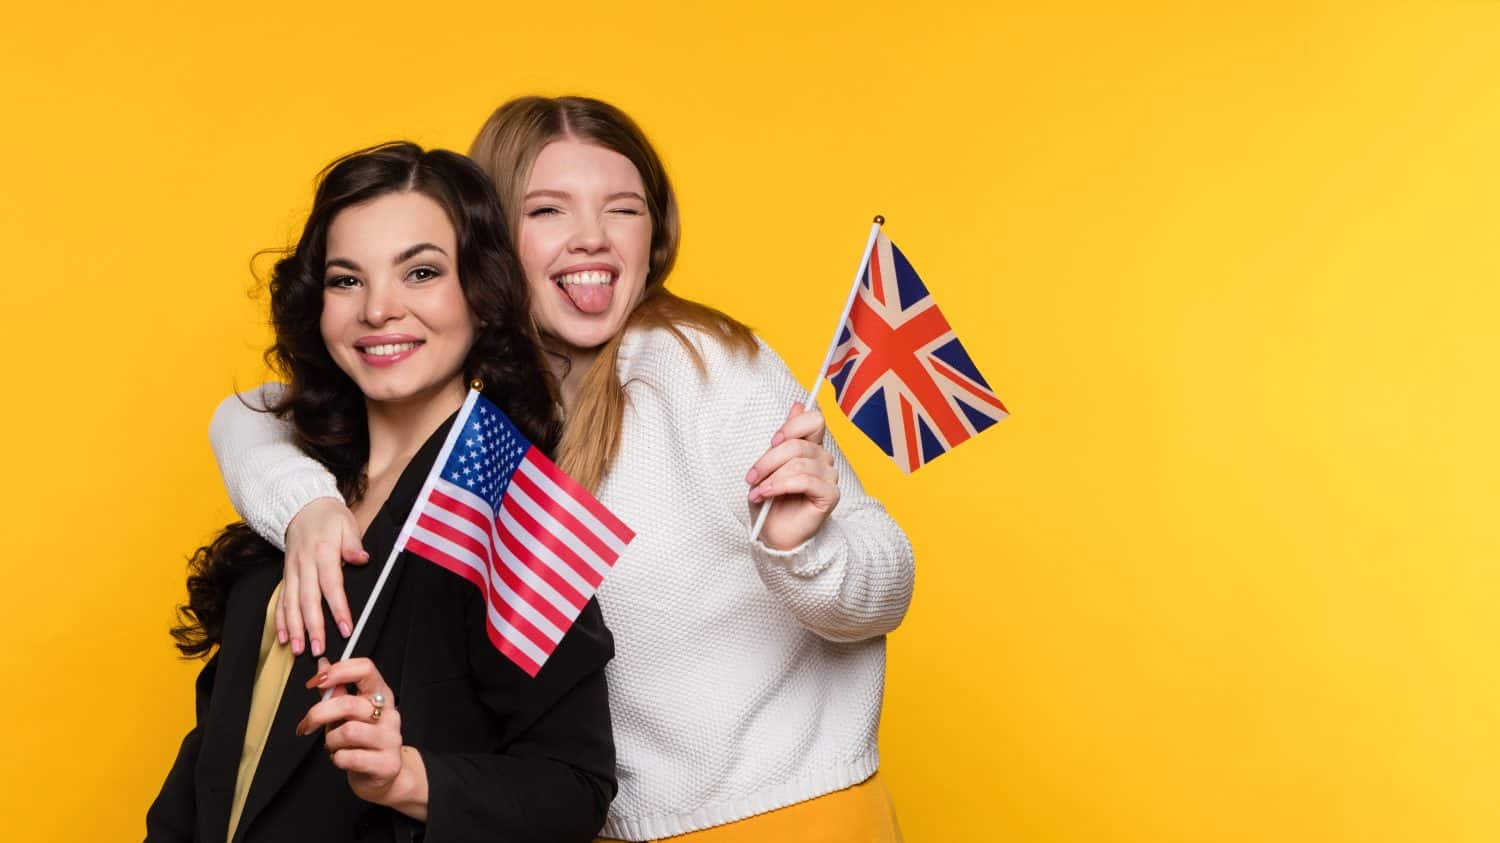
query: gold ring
370 692 386 722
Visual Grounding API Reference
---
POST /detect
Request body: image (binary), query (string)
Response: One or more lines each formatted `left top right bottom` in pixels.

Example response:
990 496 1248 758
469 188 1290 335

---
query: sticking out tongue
563 281 614 315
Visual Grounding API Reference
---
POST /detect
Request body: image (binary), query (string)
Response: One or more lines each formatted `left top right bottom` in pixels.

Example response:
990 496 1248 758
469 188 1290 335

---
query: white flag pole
749 215 885 544
322 387 482 700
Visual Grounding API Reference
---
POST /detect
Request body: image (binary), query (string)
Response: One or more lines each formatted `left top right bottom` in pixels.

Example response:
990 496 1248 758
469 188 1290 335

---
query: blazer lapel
193 562 283 843
231 485 415 840
228 640 323 842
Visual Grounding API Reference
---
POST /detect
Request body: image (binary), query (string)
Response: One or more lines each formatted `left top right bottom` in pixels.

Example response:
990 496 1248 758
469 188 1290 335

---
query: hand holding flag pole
749 216 886 543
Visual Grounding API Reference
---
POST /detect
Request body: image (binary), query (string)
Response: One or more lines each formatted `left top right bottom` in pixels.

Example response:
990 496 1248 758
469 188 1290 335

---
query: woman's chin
355 374 465 409
552 319 627 354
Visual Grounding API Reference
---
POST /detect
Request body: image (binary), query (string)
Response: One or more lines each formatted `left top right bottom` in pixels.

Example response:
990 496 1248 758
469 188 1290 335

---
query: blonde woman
210 97 912 841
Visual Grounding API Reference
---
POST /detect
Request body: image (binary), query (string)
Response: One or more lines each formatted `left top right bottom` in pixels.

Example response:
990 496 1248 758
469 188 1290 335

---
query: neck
546 342 600 415
363 379 467 486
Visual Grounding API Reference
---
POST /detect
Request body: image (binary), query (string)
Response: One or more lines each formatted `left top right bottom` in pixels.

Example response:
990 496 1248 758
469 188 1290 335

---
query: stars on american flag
442 401 528 506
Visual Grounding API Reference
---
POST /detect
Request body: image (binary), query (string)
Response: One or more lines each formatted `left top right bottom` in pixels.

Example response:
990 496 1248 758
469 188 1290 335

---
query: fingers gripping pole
749 217 884 544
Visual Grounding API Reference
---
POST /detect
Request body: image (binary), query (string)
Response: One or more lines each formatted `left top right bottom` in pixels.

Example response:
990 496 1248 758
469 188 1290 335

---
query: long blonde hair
470 96 757 491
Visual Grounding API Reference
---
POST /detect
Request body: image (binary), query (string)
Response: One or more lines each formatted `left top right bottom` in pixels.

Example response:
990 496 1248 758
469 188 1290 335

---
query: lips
354 335 424 367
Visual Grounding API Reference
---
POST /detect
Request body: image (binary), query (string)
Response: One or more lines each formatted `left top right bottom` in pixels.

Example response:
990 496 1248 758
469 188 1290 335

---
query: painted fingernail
771 432 785 446
277 629 288 645
294 721 306 737
311 639 324 657
746 468 759 485
291 638 304 655
339 621 352 638
305 672 328 690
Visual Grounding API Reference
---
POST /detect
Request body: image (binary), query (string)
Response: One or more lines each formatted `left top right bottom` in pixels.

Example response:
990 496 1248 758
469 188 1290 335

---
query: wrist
272 489 344 548
380 746 429 821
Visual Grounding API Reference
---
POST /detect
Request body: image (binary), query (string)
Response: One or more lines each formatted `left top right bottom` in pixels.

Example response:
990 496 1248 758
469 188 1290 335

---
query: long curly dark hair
172 142 560 658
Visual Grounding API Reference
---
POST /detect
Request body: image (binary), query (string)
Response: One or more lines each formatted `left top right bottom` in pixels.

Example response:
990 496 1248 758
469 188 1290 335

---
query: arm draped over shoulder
209 383 342 550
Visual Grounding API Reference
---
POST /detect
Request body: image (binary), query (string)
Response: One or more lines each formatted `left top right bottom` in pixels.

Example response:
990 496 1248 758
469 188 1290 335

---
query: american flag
825 231 1008 473
399 391 633 676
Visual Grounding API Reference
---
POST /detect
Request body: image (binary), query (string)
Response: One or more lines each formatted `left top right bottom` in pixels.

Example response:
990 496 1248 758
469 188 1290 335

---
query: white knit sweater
209 327 915 840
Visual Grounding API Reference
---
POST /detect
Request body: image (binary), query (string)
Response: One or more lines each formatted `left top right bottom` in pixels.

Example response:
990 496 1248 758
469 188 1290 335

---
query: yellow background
2 2 1497 840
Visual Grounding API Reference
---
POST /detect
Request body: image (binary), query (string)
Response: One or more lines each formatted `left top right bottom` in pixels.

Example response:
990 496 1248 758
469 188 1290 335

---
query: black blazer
146 418 616 843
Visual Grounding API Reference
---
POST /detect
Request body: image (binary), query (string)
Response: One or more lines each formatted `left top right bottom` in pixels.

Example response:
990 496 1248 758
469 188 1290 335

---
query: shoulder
612 325 811 463
616 324 793 395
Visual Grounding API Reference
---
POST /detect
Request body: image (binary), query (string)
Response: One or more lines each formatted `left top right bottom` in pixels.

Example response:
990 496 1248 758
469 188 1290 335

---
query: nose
361 276 406 325
567 213 608 253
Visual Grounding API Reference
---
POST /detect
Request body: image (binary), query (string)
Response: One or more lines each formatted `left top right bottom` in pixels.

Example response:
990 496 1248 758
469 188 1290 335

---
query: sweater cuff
254 475 343 552
748 519 841 578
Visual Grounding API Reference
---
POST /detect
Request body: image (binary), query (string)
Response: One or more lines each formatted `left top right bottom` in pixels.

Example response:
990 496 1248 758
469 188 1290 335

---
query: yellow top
595 771 903 843
226 583 296 840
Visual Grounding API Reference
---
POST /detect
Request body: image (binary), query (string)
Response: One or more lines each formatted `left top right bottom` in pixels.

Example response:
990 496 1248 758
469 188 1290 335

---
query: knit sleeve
745 453 915 643
208 383 342 551
686 335 916 643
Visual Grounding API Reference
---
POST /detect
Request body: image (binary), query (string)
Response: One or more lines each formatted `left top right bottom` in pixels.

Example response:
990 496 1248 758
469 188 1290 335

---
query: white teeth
362 341 420 356
555 270 614 286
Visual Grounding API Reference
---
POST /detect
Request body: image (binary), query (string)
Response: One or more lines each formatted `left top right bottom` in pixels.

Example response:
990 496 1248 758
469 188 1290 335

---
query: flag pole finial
874 214 885 225
469 378 485 392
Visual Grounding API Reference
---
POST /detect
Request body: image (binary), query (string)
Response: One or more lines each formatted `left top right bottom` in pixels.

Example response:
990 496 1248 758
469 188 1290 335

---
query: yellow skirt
596 771 903 843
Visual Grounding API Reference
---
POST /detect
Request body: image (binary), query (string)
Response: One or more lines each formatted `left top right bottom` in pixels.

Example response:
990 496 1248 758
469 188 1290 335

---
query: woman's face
320 191 477 407
517 139 653 353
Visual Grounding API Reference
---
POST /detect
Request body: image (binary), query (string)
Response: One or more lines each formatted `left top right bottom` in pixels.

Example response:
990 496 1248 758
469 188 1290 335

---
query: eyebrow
522 189 647 203
325 242 448 273
394 242 448 263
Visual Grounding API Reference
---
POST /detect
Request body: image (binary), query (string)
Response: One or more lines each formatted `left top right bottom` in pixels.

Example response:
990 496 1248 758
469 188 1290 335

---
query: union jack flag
399 391 633 676
825 231 1007 473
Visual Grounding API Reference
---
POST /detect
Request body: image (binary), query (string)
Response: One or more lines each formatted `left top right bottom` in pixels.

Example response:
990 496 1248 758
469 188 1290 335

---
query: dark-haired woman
146 143 614 843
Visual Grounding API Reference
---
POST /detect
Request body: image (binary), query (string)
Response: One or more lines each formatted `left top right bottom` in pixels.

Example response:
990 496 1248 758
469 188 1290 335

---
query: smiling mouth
553 269 617 315
554 269 615 287
358 341 423 357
